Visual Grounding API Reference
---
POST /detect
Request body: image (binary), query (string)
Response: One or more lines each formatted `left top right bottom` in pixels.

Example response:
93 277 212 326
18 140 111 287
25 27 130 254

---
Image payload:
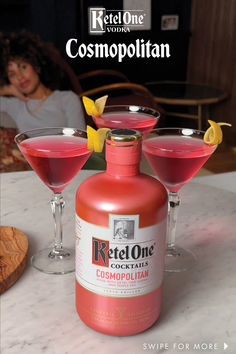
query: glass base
165 246 197 272
31 247 75 274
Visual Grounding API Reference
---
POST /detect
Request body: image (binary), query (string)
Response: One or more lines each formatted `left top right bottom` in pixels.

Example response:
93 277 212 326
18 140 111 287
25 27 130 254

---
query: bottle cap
106 129 142 145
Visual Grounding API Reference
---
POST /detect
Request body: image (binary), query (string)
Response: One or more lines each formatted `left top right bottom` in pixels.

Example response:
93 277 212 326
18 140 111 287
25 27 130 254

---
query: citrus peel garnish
87 126 110 152
203 120 232 145
82 95 108 116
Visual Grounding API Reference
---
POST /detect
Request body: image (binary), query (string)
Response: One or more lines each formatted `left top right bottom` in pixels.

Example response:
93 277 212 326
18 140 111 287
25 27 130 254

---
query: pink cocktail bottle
75 129 168 336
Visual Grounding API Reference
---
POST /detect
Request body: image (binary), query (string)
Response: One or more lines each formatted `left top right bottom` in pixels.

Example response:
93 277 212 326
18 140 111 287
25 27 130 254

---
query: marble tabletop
1 170 236 354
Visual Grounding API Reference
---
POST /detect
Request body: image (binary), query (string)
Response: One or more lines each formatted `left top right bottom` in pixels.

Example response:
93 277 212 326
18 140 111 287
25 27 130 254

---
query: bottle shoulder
77 171 166 195
76 171 168 227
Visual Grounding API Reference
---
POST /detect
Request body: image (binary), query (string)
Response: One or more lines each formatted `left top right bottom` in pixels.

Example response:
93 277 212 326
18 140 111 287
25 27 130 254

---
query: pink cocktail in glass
143 128 217 271
20 135 91 193
143 134 216 192
15 128 92 274
92 105 160 138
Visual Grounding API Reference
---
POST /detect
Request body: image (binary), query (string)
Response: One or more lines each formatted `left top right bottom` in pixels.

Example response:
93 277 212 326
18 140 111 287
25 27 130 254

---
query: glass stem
50 193 65 257
167 192 180 251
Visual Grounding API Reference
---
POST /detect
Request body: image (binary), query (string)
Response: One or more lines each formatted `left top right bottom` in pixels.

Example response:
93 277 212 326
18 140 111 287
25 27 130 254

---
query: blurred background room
0 0 235 174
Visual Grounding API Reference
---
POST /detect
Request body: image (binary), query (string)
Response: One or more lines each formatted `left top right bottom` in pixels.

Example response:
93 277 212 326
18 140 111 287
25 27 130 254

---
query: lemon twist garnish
87 126 110 152
82 95 108 117
203 120 232 145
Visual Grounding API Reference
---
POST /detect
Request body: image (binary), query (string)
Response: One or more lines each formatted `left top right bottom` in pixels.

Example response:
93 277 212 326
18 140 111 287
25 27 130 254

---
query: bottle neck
106 162 140 176
105 141 141 177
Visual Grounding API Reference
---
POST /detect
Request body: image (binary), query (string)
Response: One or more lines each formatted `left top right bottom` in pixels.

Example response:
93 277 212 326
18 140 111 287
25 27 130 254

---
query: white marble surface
1 170 236 354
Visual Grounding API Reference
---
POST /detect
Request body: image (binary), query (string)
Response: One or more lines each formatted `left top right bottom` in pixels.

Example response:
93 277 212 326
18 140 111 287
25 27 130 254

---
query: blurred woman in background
0 30 85 132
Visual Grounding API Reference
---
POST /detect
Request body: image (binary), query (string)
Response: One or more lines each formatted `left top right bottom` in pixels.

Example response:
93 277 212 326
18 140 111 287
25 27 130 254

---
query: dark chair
56 55 165 125
51 56 166 171
77 69 164 113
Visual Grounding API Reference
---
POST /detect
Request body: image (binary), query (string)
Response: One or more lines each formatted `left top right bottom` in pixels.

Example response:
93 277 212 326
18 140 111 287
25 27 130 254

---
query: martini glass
15 127 92 274
92 105 160 138
143 128 217 272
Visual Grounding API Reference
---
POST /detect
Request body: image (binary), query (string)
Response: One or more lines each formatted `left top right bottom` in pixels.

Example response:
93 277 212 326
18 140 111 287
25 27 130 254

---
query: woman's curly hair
0 30 70 90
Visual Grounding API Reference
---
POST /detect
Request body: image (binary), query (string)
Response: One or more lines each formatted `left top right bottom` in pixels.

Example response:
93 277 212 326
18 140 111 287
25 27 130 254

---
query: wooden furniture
60 60 158 110
0 226 28 294
77 69 159 110
58 60 162 125
55 54 165 124
145 81 228 130
76 69 163 126
78 69 129 83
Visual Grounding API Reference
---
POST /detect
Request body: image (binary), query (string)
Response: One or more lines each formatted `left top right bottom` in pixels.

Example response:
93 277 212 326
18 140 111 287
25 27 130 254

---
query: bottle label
75 214 166 298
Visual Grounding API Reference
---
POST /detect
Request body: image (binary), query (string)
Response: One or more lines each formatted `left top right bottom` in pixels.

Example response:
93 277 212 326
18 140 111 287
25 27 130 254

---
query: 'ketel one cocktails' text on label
75 129 168 336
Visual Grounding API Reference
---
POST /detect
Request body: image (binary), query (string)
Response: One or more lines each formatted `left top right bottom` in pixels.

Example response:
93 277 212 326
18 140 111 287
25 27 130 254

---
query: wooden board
0 226 28 294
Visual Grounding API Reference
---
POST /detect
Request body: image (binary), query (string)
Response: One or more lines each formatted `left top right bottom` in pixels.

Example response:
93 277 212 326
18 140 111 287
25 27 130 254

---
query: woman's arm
0 86 22 127
0 84 28 101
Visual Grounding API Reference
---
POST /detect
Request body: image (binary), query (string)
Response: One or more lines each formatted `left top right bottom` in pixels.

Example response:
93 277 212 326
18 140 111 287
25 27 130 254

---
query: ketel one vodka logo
89 7 146 34
92 237 155 267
